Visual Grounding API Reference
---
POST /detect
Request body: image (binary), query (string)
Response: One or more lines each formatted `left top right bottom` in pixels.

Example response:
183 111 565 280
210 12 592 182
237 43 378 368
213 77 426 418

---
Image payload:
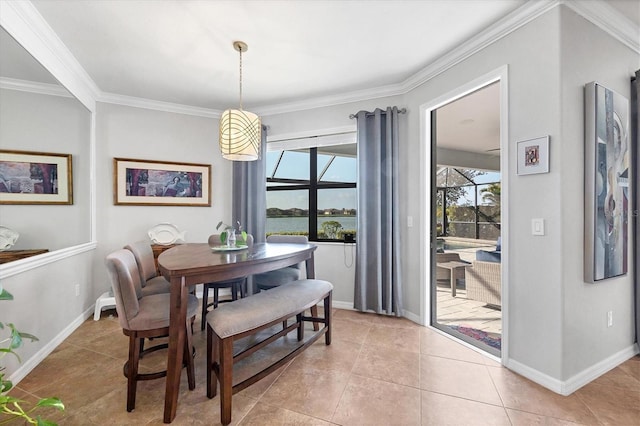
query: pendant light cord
239 46 243 111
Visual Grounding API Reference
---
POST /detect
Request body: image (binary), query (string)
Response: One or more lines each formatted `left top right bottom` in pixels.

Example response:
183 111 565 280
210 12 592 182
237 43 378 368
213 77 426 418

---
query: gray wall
0 88 91 251
91 103 229 296
559 7 638 380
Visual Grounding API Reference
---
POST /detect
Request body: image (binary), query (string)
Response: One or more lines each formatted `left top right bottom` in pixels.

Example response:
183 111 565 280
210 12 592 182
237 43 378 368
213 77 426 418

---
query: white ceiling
29 0 528 110
2 1 637 155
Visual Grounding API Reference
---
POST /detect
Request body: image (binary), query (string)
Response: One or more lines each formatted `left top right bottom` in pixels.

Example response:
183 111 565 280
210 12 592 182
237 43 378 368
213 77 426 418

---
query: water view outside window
266 144 356 241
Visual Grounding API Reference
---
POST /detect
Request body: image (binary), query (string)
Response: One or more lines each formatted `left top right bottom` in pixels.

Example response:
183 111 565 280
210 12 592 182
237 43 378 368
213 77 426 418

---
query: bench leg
324 292 332 345
220 337 234 425
296 313 304 341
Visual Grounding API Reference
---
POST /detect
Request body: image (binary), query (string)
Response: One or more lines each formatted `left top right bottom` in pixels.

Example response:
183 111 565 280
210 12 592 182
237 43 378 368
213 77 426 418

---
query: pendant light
219 41 261 161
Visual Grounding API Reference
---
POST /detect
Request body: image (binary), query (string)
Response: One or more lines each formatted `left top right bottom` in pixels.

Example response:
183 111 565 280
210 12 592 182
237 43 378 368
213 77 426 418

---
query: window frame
266 147 357 242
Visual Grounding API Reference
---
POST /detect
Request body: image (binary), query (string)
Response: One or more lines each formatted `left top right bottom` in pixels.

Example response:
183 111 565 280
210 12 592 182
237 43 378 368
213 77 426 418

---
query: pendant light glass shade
219 41 261 161
219 108 261 160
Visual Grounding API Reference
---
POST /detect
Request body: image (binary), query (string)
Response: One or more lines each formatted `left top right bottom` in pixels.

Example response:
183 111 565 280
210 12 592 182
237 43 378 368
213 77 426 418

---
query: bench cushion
207 279 332 339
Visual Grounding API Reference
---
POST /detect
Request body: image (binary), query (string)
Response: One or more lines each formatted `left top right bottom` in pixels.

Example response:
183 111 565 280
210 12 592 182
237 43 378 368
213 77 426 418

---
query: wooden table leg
163 276 188 423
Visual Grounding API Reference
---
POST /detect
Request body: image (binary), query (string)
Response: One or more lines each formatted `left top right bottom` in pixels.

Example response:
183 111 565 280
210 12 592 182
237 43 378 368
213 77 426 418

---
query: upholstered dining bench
206 279 333 425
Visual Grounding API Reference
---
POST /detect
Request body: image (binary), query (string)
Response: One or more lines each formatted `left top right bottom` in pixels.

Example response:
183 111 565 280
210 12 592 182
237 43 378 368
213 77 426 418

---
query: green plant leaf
241 231 247 243
1 378 13 393
9 331 23 350
36 416 59 426
220 231 227 245
36 397 64 411
0 288 13 301
17 332 38 343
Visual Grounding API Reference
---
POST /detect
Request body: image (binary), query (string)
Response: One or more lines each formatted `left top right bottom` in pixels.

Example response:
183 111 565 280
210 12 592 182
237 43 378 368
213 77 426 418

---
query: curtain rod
349 107 406 119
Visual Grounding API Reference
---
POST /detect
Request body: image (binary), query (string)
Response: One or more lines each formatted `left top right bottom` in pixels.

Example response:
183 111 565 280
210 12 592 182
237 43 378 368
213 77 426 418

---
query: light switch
532 218 545 236
407 216 413 228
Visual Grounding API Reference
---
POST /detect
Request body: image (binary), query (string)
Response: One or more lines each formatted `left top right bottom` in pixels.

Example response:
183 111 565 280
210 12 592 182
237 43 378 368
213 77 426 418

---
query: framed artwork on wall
114 157 211 206
516 136 549 175
584 81 631 283
0 150 73 205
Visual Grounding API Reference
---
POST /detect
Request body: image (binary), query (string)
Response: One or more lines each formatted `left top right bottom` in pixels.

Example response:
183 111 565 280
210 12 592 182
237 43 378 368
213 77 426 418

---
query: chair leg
206 325 217 399
311 305 320 331
126 334 141 412
324 292 332 345
201 284 210 331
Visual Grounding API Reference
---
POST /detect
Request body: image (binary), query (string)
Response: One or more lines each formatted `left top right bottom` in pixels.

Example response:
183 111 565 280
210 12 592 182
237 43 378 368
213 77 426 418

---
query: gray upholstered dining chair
124 241 171 296
200 233 254 330
105 248 198 412
254 235 307 291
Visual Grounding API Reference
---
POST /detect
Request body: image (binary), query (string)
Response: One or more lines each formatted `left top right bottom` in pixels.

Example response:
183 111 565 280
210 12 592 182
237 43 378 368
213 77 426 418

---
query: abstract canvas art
584 82 631 282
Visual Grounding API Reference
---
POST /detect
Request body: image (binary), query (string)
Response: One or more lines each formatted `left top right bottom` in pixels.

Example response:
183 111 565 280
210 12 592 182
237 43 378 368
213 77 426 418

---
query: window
266 143 356 241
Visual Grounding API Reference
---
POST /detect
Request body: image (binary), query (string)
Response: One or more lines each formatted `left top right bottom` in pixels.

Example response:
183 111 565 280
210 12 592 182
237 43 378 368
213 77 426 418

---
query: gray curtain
353 107 403 316
232 124 267 243
632 71 639 344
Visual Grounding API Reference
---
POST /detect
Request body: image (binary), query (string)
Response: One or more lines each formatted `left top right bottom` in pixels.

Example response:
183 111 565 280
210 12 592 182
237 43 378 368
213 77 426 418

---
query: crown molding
252 82 404 116
11 0 634 118
257 0 560 116
256 0 639 116
98 92 222 118
0 1 100 110
401 0 559 93
0 76 73 98
562 0 640 53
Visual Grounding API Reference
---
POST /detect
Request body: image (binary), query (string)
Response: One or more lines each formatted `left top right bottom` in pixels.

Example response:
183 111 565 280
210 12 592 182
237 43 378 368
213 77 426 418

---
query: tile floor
3 307 639 425
436 285 502 334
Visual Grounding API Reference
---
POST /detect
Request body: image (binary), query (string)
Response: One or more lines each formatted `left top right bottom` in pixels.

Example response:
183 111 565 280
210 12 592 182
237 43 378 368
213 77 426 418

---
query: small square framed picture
517 136 549 175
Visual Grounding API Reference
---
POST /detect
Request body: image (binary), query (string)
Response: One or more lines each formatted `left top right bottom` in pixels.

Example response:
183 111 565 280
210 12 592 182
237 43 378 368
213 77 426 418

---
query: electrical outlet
607 311 613 327
75 284 80 297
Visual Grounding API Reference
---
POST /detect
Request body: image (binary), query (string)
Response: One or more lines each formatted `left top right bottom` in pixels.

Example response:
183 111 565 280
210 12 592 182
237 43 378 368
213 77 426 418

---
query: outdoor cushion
476 249 501 263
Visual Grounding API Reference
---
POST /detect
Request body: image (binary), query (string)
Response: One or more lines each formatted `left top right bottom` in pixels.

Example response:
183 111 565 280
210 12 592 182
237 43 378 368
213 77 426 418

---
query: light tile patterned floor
436 286 502 334
3 307 639 425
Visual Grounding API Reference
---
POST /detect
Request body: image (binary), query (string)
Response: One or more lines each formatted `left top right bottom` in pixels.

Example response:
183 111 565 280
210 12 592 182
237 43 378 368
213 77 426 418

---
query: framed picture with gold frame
114 157 211 206
0 150 73 205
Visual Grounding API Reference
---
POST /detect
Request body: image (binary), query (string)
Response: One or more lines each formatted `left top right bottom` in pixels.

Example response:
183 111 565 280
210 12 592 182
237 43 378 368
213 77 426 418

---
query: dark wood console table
0 249 49 264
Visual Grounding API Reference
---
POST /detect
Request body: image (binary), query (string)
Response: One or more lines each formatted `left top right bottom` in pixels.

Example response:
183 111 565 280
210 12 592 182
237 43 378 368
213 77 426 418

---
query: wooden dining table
157 242 317 423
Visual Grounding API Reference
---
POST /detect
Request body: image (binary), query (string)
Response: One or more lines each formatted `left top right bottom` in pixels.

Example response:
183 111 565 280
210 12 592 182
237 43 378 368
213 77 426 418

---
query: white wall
0 88 91 251
404 4 638 388
91 102 229 297
559 7 639 381
92 102 366 307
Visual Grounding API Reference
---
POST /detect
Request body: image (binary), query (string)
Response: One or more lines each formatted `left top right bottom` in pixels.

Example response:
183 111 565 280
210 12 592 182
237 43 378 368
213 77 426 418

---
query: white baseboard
561 343 639 395
331 300 354 310
9 305 94 386
506 358 565 394
330 300 422 327
506 343 639 395
403 309 422 325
